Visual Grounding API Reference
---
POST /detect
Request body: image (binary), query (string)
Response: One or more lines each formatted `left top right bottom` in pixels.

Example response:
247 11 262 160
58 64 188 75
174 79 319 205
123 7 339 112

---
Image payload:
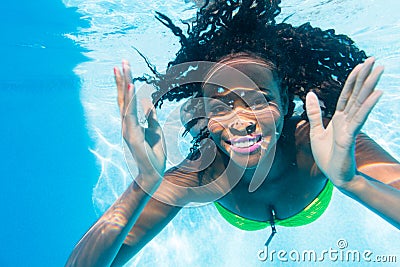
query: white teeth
232 139 257 148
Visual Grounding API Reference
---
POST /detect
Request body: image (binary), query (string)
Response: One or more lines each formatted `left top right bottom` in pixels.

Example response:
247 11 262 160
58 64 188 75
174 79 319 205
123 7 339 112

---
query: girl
67 1 400 266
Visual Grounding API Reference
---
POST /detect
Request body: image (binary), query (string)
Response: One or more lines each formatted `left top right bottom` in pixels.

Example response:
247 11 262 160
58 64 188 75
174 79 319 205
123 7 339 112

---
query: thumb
306 92 324 135
142 99 160 129
147 107 160 129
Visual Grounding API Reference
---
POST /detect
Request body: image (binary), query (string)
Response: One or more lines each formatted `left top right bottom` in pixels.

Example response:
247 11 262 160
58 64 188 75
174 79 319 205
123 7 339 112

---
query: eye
248 96 272 110
250 102 266 110
210 104 231 115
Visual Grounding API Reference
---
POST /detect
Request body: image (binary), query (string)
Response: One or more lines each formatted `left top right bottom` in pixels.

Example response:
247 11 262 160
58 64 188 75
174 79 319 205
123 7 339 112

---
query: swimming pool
1 1 99 266
64 0 400 266
3 0 399 266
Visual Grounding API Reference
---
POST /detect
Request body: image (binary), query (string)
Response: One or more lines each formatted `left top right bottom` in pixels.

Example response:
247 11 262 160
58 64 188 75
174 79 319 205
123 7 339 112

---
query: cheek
207 118 226 134
253 109 283 129
207 119 227 148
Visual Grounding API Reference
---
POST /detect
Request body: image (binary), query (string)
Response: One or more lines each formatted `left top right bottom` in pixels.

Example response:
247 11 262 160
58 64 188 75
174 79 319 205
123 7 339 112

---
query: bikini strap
264 206 277 247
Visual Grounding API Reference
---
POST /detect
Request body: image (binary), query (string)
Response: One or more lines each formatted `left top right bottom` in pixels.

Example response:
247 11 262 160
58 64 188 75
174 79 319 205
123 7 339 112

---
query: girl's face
203 57 288 169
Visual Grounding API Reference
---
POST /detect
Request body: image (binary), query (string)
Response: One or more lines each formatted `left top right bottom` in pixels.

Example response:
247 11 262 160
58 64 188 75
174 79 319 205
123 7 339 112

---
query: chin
230 156 261 169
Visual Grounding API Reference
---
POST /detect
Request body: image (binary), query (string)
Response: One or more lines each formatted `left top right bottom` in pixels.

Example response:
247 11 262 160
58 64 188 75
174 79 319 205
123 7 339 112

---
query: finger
336 64 362 111
122 60 133 109
114 67 124 114
346 65 384 121
344 57 375 114
122 60 139 126
122 59 133 86
349 90 383 135
306 92 324 135
141 99 166 167
354 65 384 104
147 108 160 129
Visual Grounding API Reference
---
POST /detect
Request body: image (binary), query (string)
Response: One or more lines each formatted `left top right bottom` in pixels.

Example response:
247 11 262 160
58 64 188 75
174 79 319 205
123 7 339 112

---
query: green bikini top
214 180 334 230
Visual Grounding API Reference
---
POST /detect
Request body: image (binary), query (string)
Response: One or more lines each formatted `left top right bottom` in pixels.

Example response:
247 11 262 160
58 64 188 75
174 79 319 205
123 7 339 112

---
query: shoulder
283 116 328 176
160 145 231 203
281 116 313 155
150 151 206 206
163 157 204 188
282 117 315 174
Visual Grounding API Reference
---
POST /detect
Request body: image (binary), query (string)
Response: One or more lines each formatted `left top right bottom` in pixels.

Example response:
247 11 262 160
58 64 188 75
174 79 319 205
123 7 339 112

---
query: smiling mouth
226 134 263 153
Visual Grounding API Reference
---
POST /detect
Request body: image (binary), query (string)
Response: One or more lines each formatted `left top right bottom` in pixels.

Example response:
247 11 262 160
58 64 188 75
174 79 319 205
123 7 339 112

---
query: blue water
2 0 400 266
0 1 97 266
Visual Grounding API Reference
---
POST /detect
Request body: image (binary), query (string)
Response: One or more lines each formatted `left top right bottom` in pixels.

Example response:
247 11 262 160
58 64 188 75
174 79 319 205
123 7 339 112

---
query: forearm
339 172 400 229
66 174 159 267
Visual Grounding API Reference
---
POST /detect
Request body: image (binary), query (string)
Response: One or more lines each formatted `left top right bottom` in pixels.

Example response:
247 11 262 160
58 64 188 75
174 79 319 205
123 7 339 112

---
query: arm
306 57 400 228
355 132 400 187
343 132 400 227
339 171 400 228
67 60 171 266
66 176 169 267
111 188 182 266
66 170 189 267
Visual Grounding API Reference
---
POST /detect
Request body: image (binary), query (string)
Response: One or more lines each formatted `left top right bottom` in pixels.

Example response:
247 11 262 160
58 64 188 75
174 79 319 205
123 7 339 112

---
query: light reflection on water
64 0 400 266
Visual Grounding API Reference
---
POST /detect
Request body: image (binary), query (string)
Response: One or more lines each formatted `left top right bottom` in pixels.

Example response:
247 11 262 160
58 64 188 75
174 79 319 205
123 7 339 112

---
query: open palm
114 60 166 189
305 57 384 188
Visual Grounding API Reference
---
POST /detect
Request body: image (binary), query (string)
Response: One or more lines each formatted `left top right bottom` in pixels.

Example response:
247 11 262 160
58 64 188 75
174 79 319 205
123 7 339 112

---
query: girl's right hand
114 60 166 186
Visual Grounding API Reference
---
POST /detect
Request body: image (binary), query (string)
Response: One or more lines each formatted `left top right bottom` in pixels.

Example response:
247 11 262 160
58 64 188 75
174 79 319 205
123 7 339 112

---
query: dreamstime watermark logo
257 238 398 263
337 238 348 249
122 61 279 207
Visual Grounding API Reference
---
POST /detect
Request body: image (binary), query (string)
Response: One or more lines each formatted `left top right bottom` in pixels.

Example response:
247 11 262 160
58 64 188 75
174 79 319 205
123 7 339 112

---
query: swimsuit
214 180 334 230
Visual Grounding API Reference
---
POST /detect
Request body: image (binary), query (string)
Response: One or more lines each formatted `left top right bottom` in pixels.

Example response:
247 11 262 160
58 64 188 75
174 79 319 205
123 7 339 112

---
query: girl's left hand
305 57 384 189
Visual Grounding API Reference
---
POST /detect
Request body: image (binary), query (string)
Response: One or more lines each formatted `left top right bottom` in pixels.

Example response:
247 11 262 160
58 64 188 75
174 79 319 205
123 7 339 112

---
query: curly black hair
136 0 367 154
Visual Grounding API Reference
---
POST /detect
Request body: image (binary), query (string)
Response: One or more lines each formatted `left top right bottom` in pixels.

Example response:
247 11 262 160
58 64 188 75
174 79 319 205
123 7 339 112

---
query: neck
224 142 288 190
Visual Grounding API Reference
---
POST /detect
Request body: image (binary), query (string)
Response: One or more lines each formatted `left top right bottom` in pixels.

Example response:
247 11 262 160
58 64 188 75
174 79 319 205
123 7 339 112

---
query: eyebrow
258 88 273 95
211 88 273 96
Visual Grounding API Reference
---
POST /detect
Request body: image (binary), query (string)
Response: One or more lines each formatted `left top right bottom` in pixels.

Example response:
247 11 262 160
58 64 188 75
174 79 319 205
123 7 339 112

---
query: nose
229 119 256 136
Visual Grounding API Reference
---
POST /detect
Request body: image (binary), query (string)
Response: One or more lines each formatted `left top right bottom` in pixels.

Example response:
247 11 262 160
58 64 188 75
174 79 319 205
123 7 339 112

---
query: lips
226 134 262 154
